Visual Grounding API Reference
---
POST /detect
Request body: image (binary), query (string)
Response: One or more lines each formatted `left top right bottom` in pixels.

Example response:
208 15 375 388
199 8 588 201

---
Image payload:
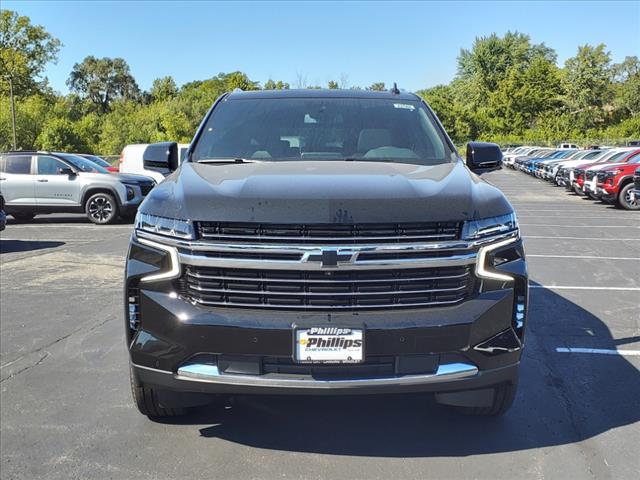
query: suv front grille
197 221 461 244
179 265 474 310
140 183 154 196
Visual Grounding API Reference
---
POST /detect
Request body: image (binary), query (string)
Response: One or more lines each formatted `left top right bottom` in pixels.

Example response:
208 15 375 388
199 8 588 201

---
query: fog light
474 329 522 355
515 298 525 330
128 288 140 332
126 186 135 201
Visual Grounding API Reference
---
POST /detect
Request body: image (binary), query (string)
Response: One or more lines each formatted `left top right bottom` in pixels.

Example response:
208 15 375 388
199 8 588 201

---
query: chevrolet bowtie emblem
305 249 353 267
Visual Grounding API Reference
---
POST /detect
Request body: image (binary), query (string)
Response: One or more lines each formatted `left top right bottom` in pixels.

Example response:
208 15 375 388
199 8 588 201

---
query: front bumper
126 232 528 396
132 359 520 396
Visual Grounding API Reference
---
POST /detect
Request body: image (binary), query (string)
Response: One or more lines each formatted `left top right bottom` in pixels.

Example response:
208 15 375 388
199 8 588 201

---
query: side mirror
58 167 76 176
143 142 179 175
466 142 503 172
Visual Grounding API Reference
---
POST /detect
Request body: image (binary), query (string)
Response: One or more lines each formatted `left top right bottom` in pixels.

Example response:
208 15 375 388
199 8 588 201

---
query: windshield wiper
197 158 263 164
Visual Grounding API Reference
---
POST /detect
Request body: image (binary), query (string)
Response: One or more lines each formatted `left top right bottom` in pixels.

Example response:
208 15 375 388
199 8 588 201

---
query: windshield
81 154 110 168
58 153 109 173
192 97 455 166
600 151 630 163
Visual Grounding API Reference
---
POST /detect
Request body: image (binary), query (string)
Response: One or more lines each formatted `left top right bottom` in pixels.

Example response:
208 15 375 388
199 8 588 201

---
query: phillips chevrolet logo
303 249 354 267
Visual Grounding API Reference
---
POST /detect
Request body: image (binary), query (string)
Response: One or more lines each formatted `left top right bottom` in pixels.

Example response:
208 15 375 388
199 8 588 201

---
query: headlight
461 212 518 240
125 186 135 201
135 212 194 239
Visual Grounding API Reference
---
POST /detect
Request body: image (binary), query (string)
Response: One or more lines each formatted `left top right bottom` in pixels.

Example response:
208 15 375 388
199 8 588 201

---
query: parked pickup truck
125 89 528 419
595 157 640 210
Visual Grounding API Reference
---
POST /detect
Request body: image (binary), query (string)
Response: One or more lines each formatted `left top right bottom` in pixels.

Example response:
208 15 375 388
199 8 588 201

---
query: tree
457 31 555 100
367 82 386 91
0 93 52 150
0 10 61 96
150 76 177 102
263 79 289 90
327 80 339 89
564 44 613 128
35 117 86 151
67 56 140 112
612 56 640 116
223 71 259 91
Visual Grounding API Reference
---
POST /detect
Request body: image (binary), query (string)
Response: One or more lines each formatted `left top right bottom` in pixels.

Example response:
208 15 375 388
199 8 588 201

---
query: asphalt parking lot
1 168 639 480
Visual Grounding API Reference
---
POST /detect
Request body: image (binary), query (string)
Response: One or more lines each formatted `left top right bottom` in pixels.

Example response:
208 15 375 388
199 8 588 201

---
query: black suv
126 89 528 417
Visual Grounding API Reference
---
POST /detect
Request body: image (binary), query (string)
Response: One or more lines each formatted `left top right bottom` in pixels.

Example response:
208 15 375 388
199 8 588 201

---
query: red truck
595 157 640 210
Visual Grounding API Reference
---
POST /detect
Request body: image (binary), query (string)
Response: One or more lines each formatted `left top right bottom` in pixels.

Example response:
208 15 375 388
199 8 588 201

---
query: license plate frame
294 327 364 364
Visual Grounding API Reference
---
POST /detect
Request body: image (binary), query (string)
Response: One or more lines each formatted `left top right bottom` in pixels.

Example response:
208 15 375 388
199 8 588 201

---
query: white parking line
531 285 640 291
518 215 640 219
525 235 640 241
527 254 640 260
556 348 640 356
4 225 132 229
520 224 639 228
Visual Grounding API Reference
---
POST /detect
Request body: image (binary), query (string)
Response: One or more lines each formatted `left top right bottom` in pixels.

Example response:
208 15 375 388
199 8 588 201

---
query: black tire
11 212 35 222
617 183 640 210
129 365 186 418
452 382 517 416
85 192 118 224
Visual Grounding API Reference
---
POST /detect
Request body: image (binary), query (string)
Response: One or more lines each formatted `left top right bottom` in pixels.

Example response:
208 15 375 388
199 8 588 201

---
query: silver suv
0 151 155 224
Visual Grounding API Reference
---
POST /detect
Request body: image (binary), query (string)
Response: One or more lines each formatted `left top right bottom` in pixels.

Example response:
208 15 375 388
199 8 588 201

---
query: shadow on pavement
0 239 65 254
154 284 640 458
6 215 134 225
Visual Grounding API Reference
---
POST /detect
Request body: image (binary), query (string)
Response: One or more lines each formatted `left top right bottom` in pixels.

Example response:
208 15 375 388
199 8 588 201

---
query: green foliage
263 79 290 90
2 17 638 155
367 82 386 91
0 10 61 96
150 76 178 102
423 32 638 146
563 44 613 129
36 117 87 151
612 56 640 116
67 56 140 112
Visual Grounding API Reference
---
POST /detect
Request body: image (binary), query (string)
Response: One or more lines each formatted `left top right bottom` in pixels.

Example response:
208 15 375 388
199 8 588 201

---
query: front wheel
129 365 186 418
85 192 118 224
618 183 640 210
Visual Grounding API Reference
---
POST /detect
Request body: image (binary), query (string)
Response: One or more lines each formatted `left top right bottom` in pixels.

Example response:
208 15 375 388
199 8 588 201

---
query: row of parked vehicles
503 144 640 210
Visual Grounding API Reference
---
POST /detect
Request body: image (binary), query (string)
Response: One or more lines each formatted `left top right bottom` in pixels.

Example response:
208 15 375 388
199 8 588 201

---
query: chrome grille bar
186 284 469 296
185 270 470 283
188 298 466 310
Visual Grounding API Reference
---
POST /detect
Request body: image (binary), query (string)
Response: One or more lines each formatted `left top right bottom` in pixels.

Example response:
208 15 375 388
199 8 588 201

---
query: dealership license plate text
296 327 363 363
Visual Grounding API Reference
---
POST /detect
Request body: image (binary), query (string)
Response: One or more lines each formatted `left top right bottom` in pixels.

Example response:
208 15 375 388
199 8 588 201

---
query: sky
4 0 640 94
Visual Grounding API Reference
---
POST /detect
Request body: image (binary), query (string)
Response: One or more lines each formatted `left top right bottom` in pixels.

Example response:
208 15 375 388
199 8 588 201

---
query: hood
111 172 156 183
583 161 627 172
140 160 512 224
78 171 154 183
599 162 636 173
